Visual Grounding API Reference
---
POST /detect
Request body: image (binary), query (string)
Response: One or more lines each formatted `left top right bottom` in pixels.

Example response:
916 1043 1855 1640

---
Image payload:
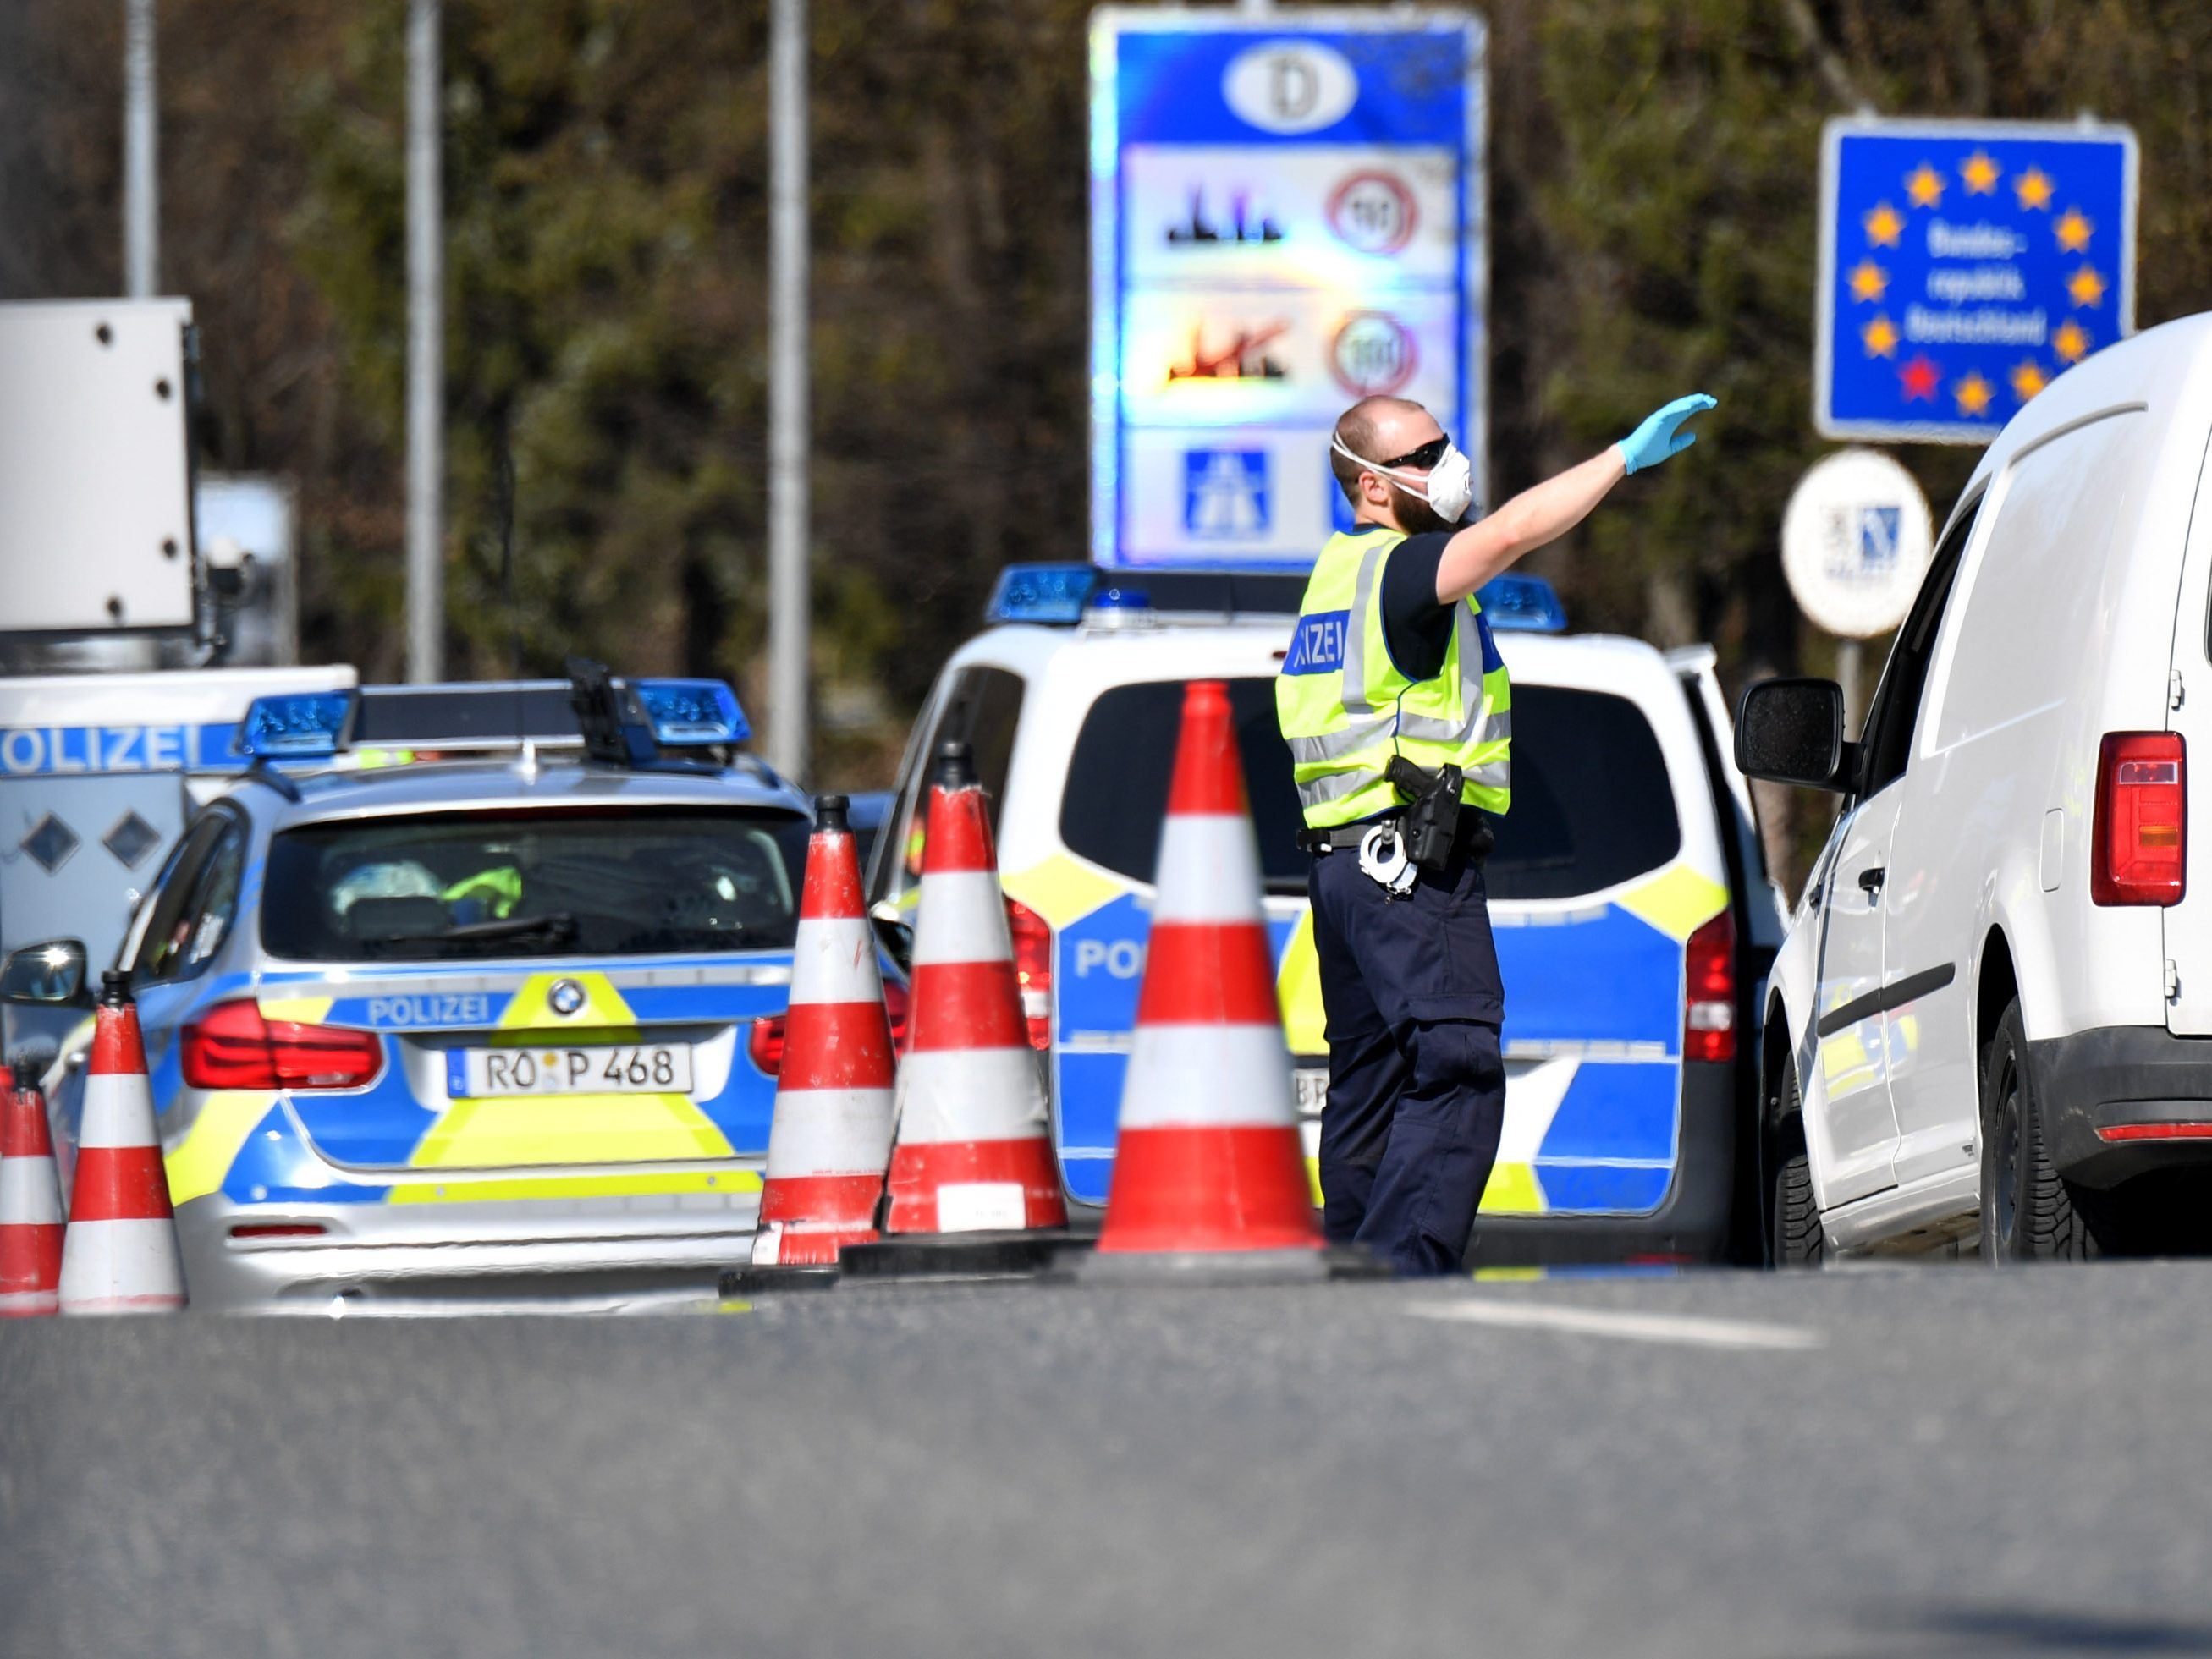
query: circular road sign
1329 312 1417 398
1780 448 1935 639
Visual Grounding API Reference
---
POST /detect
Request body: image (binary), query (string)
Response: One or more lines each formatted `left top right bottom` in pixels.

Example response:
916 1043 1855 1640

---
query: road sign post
1816 117 2137 444
1089 8 1485 571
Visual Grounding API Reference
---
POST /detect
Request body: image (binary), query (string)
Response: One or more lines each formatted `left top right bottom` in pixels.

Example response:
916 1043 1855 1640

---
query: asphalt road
4 1262 2212 1657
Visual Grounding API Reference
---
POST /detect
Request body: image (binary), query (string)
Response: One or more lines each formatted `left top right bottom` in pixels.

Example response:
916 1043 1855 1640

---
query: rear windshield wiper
357 913 579 955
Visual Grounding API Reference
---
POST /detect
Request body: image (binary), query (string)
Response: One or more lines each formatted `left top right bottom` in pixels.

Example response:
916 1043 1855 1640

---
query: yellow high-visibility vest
1274 526 1512 828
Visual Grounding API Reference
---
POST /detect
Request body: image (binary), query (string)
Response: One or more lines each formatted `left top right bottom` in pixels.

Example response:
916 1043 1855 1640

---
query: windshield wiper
357 913 579 955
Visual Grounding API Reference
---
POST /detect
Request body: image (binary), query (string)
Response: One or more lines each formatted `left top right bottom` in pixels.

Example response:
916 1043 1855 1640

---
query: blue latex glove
1618 393 1717 474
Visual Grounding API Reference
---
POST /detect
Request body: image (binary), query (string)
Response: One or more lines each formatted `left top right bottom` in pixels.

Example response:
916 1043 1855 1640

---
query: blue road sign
1818 118 2137 444
1089 8 1485 570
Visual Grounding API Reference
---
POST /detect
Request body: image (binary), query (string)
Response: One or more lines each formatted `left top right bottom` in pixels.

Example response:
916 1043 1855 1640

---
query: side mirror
0 939 91 1006
1736 678 1857 793
869 903 916 977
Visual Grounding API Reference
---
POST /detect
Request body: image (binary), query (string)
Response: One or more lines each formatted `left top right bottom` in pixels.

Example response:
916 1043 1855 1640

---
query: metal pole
1837 639 1863 741
767 0 811 783
123 0 157 297
404 0 444 683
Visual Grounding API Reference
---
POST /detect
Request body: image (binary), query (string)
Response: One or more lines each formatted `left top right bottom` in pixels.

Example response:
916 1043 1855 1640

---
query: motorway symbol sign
1817 117 2137 444
1090 8 1485 571
1780 448 1934 640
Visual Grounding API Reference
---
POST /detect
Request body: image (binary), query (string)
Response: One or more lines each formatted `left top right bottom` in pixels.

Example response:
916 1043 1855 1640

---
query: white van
1742 311 2212 1263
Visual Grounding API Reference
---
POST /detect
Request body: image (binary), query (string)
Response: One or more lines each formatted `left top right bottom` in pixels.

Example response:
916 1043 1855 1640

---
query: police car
861 566 1785 1265
6 668 817 1310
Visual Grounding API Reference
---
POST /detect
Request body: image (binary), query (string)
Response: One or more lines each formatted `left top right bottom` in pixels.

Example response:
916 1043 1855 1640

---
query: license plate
454 1044 693 1098
1293 1067 1329 1117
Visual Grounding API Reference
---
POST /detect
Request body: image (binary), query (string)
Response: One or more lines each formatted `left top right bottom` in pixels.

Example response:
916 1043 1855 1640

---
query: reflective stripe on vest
1273 526 1512 828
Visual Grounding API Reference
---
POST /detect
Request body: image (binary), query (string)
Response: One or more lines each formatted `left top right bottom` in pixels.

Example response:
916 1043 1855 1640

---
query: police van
859 566 1785 1264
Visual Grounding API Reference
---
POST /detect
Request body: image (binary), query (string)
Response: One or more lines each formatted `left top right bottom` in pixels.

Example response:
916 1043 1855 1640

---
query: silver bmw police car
13 669 837 1310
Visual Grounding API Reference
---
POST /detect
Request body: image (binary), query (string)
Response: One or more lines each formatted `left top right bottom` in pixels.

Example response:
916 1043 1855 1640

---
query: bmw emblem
548 979 586 1017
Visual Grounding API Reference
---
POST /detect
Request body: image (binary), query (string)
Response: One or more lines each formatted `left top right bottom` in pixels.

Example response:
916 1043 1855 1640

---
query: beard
1389 479 1458 536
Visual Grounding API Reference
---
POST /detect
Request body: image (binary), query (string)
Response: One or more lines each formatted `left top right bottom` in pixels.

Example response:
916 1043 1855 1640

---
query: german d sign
1089 8 1486 571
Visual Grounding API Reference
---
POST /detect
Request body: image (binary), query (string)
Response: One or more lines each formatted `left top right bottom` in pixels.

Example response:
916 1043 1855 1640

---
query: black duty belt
1296 811 1494 860
1296 820 1395 854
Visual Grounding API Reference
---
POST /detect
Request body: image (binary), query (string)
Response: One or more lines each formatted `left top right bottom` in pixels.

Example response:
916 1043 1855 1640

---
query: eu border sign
1817 117 2137 444
1089 8 1485 570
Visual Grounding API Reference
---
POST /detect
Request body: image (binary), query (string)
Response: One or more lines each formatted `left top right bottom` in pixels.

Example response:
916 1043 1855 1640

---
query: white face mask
1330 433 1475 525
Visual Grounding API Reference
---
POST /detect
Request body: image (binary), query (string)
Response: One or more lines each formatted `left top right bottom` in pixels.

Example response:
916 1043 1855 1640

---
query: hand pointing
1618 393 1717 475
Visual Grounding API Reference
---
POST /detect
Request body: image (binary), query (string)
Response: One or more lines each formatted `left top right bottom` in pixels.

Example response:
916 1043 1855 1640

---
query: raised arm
1433 394 1716 605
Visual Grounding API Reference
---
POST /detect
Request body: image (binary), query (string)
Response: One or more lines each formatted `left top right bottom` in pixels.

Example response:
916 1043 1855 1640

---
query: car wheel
1769 1057 1824 1268
1979 998 2099 1263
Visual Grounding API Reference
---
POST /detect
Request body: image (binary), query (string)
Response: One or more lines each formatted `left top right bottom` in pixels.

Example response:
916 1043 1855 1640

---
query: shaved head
1329 396 1431 504
1329 396 1451 531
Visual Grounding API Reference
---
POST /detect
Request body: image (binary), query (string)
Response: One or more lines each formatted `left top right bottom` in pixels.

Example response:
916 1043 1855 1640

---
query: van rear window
1058 679 1680 900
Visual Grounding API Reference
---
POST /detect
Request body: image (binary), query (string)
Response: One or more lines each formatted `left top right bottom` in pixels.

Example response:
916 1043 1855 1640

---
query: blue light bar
1475 574 1568 634
239 690 355 759
636 679 749 745
988 563 1097 624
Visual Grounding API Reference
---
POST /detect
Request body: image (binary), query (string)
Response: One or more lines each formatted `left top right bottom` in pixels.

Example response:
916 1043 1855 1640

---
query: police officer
1274 391 1715 1275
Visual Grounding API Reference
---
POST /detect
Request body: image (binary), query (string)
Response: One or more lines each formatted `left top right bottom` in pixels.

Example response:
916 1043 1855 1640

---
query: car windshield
262 806 811 961
1058 678 1681 901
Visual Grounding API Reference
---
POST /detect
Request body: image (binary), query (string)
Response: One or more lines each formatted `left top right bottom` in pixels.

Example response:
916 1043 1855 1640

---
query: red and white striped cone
1090 679 1327 1277
58 974 186 1314
883 741 1067 1238
0 1085 65 1317
751 794 898 1267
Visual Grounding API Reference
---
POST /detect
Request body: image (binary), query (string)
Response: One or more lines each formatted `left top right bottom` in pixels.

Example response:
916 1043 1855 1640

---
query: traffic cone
882 741 1067 1238
1090 679 1326 1275
0 1085 64 1317
751 794 898 1267
58 973 185 1314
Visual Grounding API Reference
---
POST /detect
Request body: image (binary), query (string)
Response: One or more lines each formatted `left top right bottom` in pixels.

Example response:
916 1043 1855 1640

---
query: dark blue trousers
1307 838 1507 1276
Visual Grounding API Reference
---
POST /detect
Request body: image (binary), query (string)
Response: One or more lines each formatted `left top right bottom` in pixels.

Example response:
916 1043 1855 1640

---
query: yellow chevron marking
1000 853 1129 931
256 996 335 1025
1477 1159 1548 1216
1616 864 1730 944
1276 909 1327 1057
388 1167 762 1205
165 1090 278 1207
410 1093 735 1169
496 971 636 1035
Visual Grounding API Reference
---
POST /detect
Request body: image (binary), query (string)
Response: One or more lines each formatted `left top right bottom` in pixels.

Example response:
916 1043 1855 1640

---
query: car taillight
1683 909 1736 1064
181 999 383 1090
1005 896 1052 1051
748 978 911 1078
2093 732 2186 906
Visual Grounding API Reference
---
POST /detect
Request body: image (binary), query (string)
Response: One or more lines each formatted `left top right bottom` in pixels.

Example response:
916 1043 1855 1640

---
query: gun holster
1384 756 1470 873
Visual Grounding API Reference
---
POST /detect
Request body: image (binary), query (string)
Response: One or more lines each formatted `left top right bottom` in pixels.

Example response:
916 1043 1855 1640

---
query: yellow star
2014 167 2055 211
2010 359 2048 401
1954 372 1995 417
2055 208 2094 252
1861 314 1899 358
2054 320 2091 363
1906 164 1945 209
1960 151 2001 194
2067 264 2108 309
1863 201 1905 248
1847 260 1889 303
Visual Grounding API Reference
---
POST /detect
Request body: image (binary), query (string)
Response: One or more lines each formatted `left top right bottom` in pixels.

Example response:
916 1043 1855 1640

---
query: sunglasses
1376 434 1452 470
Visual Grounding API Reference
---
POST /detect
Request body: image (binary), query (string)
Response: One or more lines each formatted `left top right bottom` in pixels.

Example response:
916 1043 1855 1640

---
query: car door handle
1857 865 1886 900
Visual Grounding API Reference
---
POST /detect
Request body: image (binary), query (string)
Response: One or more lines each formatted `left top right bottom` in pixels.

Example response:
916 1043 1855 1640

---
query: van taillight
2093 732 2186 906
748 979 910 1078
1684 910 1736 1064
181 999 383 1090
1005 897 1053 1051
